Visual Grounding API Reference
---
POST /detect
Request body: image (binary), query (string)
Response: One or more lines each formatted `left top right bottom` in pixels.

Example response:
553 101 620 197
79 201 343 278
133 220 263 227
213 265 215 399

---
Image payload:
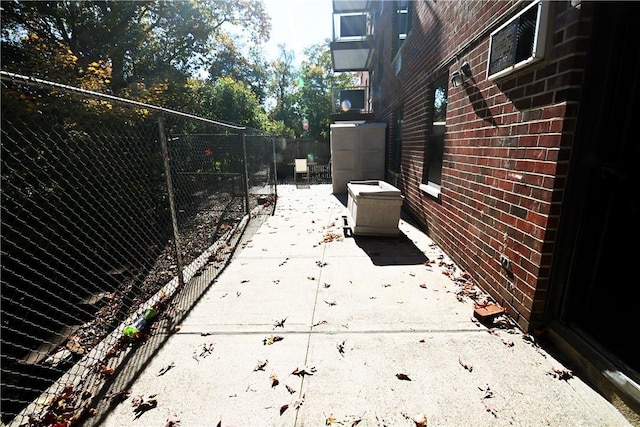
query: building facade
331 0 639 420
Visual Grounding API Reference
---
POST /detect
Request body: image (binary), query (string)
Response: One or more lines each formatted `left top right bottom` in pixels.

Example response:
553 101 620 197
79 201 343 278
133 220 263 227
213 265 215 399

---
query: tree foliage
190 76 271 131
2 0 357 137
1 1 270 95
269 44 298 132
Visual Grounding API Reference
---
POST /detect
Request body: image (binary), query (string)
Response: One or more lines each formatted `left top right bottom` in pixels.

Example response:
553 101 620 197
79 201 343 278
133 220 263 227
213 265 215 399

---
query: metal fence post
241 129 250 215
271 133 278 201
158 116 185 288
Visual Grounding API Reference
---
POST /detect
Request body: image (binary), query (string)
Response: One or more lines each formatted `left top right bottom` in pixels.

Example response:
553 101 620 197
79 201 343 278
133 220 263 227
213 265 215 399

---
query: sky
261 0 334 65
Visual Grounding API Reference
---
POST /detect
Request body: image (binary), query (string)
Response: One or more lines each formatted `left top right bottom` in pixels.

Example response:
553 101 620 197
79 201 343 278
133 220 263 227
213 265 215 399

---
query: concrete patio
86 184 631 426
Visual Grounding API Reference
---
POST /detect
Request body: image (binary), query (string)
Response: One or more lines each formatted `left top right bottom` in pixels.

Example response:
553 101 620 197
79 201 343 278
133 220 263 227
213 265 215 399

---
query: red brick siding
373 1 593 331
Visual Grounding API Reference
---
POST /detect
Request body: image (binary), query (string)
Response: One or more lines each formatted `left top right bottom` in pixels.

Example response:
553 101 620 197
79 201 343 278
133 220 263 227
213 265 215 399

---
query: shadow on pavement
352 232 429 266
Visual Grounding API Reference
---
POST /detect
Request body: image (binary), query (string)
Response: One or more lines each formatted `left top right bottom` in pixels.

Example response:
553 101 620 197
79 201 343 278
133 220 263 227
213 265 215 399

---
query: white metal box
330 122 386 194
347 180 404 236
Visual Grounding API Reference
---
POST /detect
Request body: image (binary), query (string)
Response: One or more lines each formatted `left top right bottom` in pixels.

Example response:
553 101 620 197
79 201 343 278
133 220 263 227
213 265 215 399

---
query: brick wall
374 1 594 331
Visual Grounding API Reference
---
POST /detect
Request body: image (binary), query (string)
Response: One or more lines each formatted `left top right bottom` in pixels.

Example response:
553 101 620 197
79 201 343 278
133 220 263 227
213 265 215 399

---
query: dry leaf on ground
165 411 180 426
158 362 175 376
413 414 428 427
292 366 316 377
547 367 573 380
270 374 279 387
293 394 305 410
263 335 284 345
459 358 473 372
132 396 157 419
254 359 268 371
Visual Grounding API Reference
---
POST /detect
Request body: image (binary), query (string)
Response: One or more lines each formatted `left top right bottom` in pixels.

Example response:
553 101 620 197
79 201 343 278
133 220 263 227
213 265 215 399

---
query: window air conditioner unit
487 0 550 80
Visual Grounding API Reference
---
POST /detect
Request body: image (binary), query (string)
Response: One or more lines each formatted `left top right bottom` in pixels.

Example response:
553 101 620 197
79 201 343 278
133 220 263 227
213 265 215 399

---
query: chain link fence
0 71 276 426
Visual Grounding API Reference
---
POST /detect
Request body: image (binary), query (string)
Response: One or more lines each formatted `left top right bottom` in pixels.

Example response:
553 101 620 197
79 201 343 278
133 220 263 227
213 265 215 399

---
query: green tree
298 41 357 140
195 76 270 131
1 0 271 98
207 36 271 105
269 44 300 135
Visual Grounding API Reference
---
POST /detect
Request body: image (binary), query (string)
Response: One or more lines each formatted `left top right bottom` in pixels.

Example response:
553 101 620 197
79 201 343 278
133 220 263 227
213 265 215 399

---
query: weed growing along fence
0 71 276 426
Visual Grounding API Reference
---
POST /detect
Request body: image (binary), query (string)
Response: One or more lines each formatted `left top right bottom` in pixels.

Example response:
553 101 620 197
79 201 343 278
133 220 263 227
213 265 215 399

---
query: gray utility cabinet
330 122 386 194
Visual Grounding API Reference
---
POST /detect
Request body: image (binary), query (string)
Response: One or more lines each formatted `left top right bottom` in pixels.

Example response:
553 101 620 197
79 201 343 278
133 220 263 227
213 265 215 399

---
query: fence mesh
0 72 276 426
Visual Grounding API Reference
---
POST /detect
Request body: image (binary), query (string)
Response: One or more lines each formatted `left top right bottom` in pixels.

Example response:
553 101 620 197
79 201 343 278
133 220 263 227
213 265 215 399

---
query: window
391 108 403 172
393 1 412 57
339 14 368 38
421 74 448 198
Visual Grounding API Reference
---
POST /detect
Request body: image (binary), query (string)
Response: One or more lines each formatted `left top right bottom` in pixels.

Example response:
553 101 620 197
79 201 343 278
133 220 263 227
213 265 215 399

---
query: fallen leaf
547 367 573 380
324 300 336 306
482 399 497 417
419 283 427 289
158 362 175 376
479 384 493 399
337 340 346 356
263 335 284 345
133 398 157 419
349 416 363 426
459 358 473 372
270 374 279 388
274 318 287 328
413 413 428 427
293 394 305 410
254 360 268 371
285 385 296 394
326 413 338 425
279 404 289 416
66 339 85 355
198 343 215 358
131 395 144 407
100 366 114 376
291 366 316 377
165 411 181 426
396 373 411 381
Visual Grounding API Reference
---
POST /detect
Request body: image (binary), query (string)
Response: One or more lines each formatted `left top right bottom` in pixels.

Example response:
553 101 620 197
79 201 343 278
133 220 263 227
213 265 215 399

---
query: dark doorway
552 2 639 377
